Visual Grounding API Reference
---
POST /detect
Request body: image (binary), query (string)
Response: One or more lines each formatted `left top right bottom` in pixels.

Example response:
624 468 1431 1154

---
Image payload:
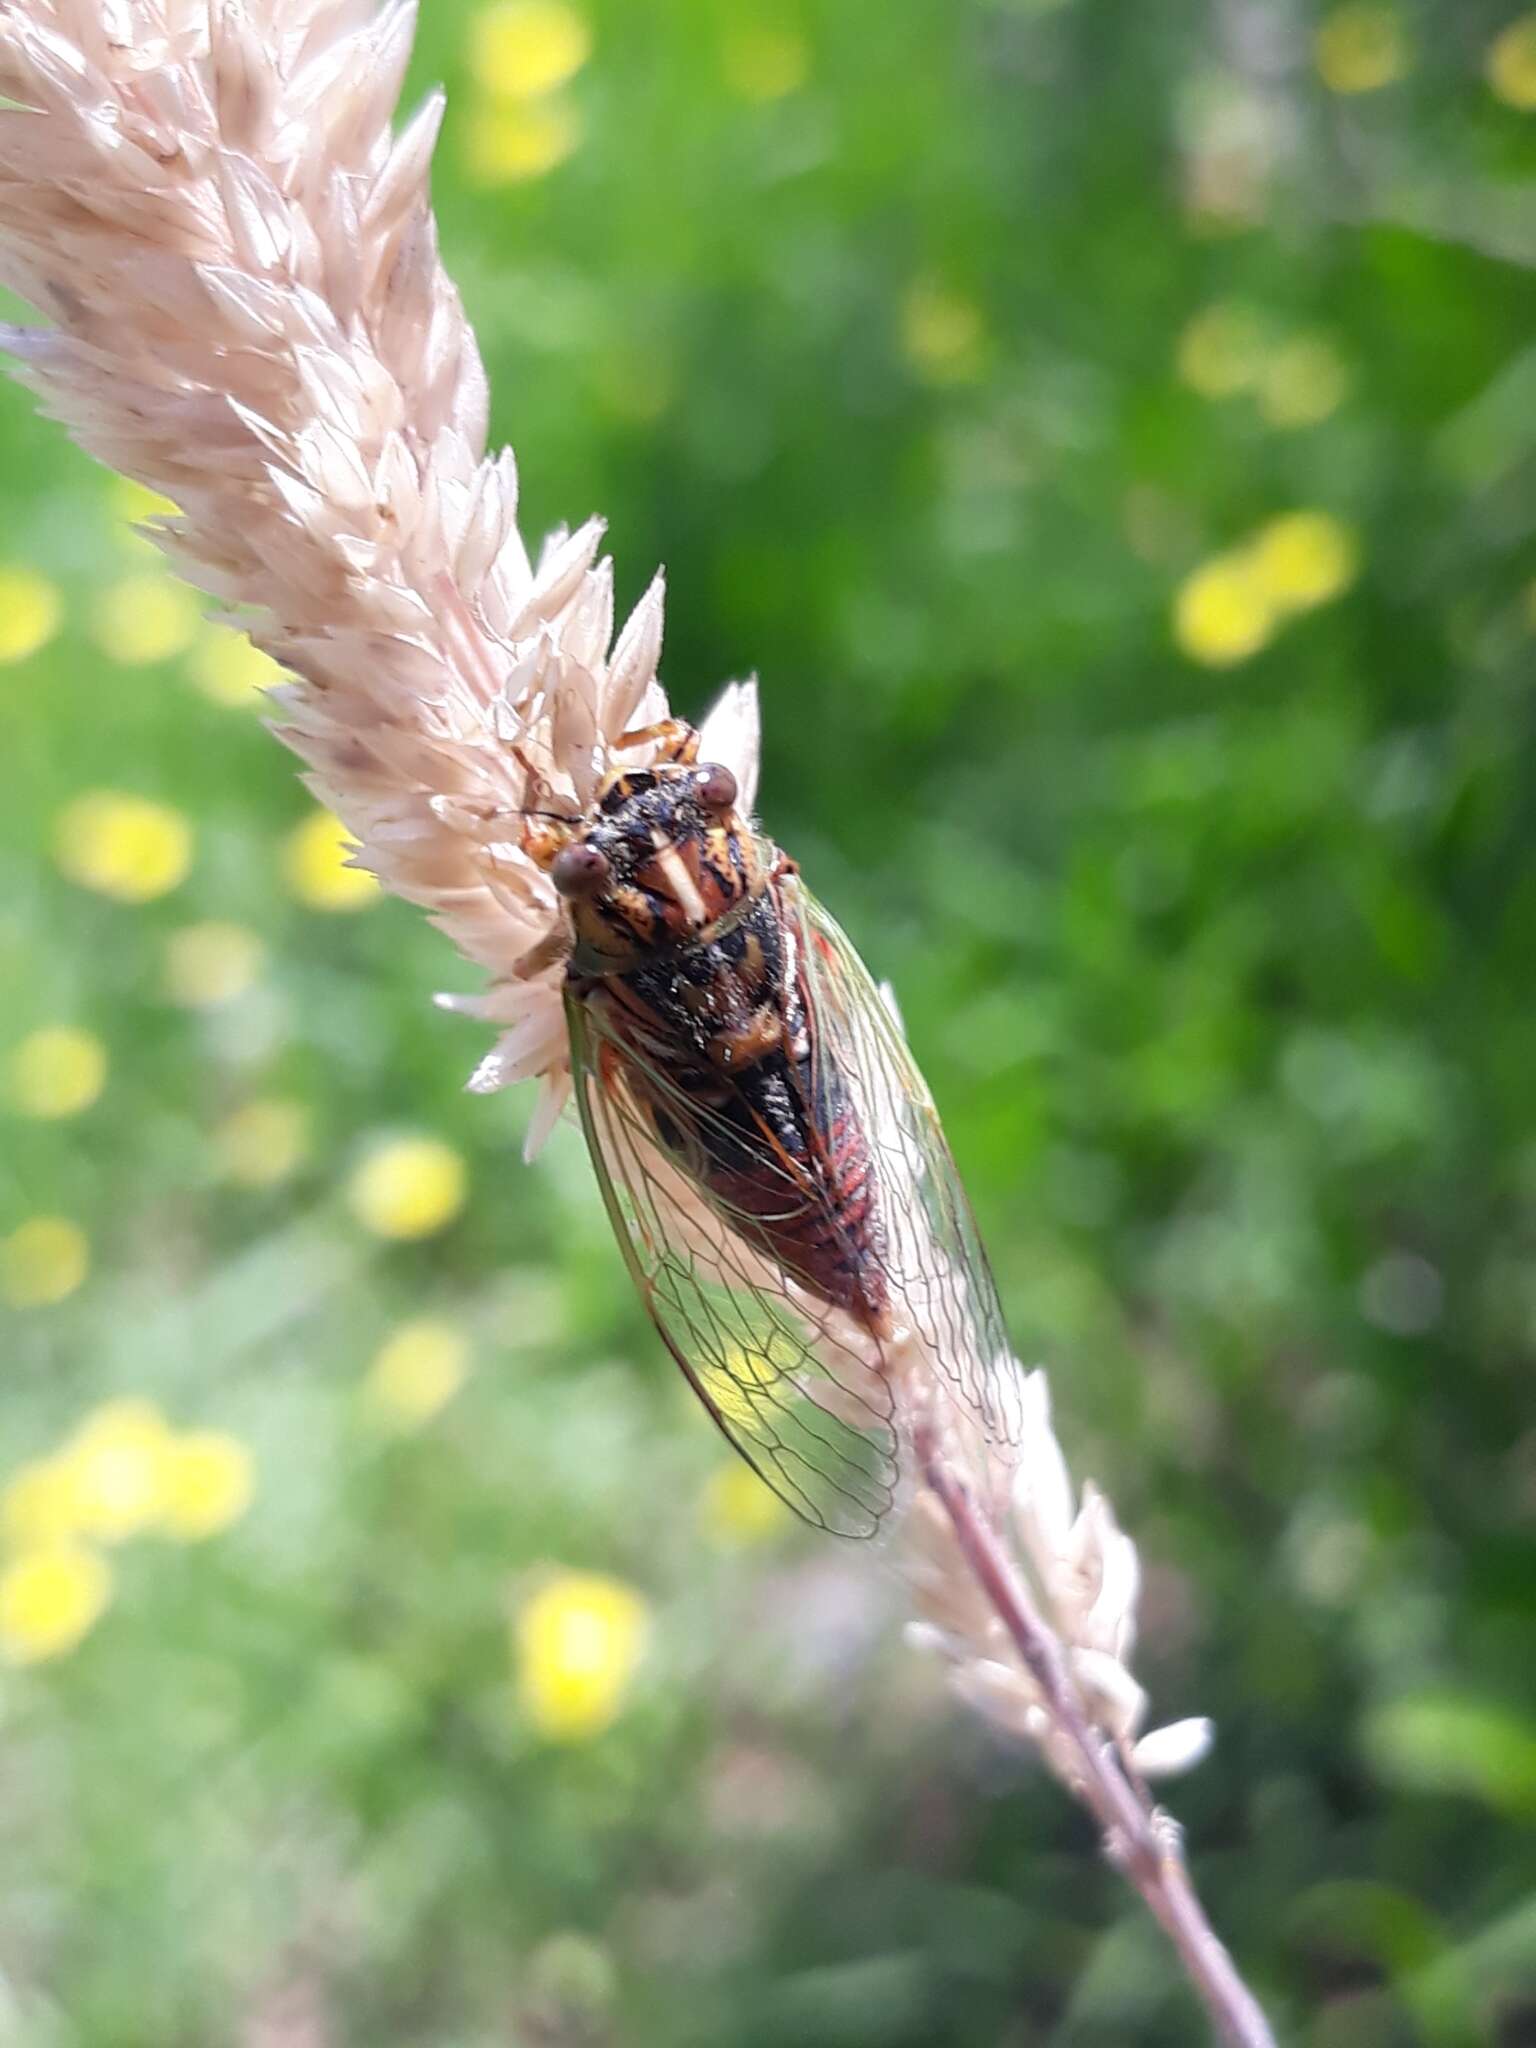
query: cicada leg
615 718 700 765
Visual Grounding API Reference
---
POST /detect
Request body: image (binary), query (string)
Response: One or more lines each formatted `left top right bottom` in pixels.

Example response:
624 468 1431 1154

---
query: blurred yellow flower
1257 334 1352 428
471 0 591 97
283 808 380 912
0 563 62 664
349 1137 468 1240
0 1545 112 1664
1315 4 1409 93
107 476 179 526
186 626 283 707
2 1457 84 1548
702 1462 788 1546
365 1318 471 1428
516 1570 649 1741
164 921 266 1007
214 1097 311 1188
1175 302 1267 398
721 21 810 101
699 1341 790 1433
92 573 201 665
1488 13 1536 109
65 1399 175 1542
1251 510 1361 610
901 279 986 384
8 1026 107 1119
1172 552 1276 667
0 1217 89 1308
463 98 581 183
159 1431 255 1540
55 791 193 903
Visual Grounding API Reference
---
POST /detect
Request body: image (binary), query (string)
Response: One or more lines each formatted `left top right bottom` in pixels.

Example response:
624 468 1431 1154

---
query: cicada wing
787 878 1025 1449
566 987 901 1538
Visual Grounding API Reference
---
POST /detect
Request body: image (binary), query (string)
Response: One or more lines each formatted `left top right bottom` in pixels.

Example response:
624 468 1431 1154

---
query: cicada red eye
552 842 611 898
697 764 738 811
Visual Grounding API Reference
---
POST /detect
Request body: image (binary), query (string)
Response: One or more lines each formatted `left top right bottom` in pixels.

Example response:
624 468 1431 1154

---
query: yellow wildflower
1315 5 1409 93
364 1318 471 1428
1172 551 1277 667
91 573 200 665
462 99 581 184
64 1399 174 1542
55 791 193 903
0 1546 112 1664
164 922 266 1007
348 1136 467 1240
1488 14 1536 109
702 1462 788 1546
8 1026 107 1119
159 1431 255 1540
2 1457 85 1548
214 1098 311 1189
283 809 380 912
900 279 986 384
1175 302 1267 398
186 627 283 707
515 1570 650 1741
0 1217 89 1308
0 564 62 664
1250 510 1361 611
1257 334 1351 428
721 21 809 102
471 0 591 97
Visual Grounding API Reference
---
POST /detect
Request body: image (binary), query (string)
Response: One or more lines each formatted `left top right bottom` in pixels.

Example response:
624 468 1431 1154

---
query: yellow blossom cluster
463 1 590 186
1314 5 1411 94
363 1318 471 1429
1173 511 1361 668
0 562 62 664
0 1399 255 1665
1176 303 1351 429
514 1569 650 1741
348 1135 469 1239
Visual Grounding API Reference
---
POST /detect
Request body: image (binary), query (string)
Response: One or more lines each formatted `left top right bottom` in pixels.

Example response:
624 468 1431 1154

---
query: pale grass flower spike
0 5 1271 2042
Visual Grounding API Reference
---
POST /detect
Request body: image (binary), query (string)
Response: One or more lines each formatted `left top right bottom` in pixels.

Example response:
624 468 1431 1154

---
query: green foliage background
4 0 1536 2041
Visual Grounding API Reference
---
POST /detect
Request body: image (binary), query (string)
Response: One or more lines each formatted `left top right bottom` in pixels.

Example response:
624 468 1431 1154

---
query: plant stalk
917 1439 1278 2048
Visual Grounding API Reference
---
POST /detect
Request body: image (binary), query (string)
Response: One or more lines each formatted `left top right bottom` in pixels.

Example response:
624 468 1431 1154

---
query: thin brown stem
917 1439 1277 2048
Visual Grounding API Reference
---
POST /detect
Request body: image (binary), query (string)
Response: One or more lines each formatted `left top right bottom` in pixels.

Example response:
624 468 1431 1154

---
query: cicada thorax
547 747 889 1330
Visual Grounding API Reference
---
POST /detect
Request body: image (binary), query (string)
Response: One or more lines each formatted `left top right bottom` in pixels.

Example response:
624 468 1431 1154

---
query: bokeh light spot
349 1136 467 1240
8 1026 107 1119
463 98 581 183
1488 13 1536 109
1176 302 1267 398
721 21 809 101
160 1431 256 1540
1257 334 1352 428
1315 5 1409 93
1173 553 1276 667
1251 510 1360 610
0 1546 112 1664
164 921 266 1008
55 791 193 903
64 1400 175 1543
702 1462 788 1545
283 809 380 912
91 573 200 666
901 280 986 384
0 563 62 664
187 627 283 707
215 1097 311 1188
365 1318 471 1428
0 1217 89 1308
470 1 591 98
515 1571 649 1741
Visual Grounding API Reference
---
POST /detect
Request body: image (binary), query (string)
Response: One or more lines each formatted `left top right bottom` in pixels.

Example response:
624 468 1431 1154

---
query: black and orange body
552 749 888 1327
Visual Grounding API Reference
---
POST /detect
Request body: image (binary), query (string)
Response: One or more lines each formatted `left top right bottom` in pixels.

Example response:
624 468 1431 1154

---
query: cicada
522 719 1020 1537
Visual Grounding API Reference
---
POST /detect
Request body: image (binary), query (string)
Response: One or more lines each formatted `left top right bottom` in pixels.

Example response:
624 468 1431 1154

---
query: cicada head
530 754 768 974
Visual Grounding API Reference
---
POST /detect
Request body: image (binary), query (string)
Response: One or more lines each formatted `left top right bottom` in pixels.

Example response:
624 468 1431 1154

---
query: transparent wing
567 987 902 1538
790 877 1024 1449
